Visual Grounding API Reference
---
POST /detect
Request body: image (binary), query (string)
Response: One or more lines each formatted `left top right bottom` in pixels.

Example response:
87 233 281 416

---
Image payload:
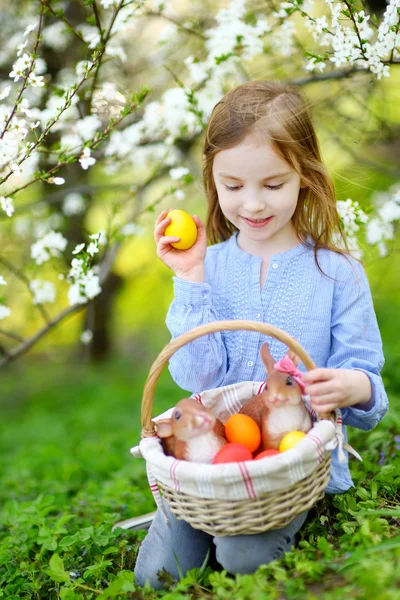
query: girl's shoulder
314 247 366 286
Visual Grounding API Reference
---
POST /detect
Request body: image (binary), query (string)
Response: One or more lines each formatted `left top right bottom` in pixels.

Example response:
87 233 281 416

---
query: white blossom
68 269 101 305
90 231 107 246
75 115 101 141
16 41 28 57
28 72 45 87
87 242 99 256
379 200 400 223
29 279 56 304
9 53 32 82
0 196 14 217
24 23 37 37
62 192 86 216
42 21 70 51
79 147 96 170
0 276 7 285
51 177 65 185
30 230 68 265
0 305 11 320
100 0 119 8
169 167 189 180
80 329 93 344
72 243 85 255
174 190 185 200
366 217 394 245
120 222 140 236
0 86 10 100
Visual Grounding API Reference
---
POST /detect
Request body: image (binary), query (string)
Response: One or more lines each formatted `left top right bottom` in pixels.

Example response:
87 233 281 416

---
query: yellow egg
279 431 307 452
165 209 198 250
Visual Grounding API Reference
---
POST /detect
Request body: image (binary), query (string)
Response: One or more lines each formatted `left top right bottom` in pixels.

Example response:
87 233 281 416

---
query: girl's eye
173 410 182 420
286 376 293 386
224 184 283 192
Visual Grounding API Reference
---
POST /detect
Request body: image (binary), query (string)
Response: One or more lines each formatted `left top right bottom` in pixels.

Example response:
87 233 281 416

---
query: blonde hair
202 80 351 270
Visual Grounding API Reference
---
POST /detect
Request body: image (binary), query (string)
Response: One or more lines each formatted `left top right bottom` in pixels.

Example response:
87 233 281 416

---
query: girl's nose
242 191 266 213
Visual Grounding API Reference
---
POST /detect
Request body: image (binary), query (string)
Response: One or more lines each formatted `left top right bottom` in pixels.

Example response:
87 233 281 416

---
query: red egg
255 449 280 460
212 443 253 464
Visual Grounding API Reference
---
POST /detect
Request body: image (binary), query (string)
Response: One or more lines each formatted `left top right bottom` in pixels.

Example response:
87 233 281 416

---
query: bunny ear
154 419 173 438
260 342 275 374
286 349 300 367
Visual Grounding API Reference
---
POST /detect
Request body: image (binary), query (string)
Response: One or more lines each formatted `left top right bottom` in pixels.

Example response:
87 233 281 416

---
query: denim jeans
134 497 308 590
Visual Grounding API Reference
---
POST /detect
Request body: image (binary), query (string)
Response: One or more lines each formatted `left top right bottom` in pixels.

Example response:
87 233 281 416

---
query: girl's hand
302 368 372 413
154 209 207 282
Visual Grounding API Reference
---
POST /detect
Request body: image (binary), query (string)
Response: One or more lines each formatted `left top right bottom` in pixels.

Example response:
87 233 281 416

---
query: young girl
134 80 388 589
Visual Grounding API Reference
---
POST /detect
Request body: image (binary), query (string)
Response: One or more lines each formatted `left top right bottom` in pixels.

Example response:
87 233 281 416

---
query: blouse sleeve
165 276 228 393
326 258 388 430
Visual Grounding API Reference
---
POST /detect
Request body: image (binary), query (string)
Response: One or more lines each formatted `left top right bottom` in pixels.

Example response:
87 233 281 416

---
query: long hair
202 81 351 271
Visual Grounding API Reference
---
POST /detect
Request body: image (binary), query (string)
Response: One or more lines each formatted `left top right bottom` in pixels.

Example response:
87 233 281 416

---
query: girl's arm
166 276 228 393
304 258 388 430
155 211 229 393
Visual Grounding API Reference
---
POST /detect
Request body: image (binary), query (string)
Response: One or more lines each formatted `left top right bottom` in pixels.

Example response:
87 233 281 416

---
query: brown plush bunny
154 398 226 462
240 343 312 450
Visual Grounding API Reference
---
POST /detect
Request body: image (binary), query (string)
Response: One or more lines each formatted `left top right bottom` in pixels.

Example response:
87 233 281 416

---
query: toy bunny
154 398 226 462
240 343 312 450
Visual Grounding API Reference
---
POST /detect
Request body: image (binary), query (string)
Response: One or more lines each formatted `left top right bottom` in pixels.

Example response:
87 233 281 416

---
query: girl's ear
286 349 300 366
260 342 275 374
154 419 173 438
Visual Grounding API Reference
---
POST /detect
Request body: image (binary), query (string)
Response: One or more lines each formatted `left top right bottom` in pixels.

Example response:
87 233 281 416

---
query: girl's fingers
311 401 338 414
158 235 180 250
310 392 338 407
154 216 172 241
304 381 335 397
302 368 335 383
192 215 207 242
155 210 169 226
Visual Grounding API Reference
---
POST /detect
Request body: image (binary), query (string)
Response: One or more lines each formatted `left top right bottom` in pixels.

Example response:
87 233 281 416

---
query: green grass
0 357 399 599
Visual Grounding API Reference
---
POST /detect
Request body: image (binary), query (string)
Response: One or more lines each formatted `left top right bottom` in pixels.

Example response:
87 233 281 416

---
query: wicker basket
138 320 335 536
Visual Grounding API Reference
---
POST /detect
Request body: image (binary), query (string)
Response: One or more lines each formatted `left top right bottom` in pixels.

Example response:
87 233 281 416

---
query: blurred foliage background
0 0 399 596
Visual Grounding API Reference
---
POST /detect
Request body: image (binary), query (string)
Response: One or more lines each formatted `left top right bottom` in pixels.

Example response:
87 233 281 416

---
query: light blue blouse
165 233 389 493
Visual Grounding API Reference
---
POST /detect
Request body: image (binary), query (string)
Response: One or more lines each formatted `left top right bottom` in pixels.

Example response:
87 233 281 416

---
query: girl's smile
241 215 273 228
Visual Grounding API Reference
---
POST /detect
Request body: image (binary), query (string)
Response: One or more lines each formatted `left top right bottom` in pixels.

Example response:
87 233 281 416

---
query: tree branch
0 255 51 323
0 329 25 342
143 10 206 40
0 2 45 140
92 0 104 42
43 1 86 43
0 239 122 369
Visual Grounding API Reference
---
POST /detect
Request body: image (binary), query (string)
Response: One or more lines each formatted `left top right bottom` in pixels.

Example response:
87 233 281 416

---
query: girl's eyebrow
217 171 291 182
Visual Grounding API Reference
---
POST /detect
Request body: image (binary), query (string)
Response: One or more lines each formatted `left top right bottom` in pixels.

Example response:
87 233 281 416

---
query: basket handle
141 319 331 436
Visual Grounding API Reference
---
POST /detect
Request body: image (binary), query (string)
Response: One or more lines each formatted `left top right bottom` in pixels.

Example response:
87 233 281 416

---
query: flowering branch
0 2 45 140
0 255 51 323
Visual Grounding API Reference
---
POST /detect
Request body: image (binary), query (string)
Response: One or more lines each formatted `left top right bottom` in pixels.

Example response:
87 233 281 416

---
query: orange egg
225 414 261 453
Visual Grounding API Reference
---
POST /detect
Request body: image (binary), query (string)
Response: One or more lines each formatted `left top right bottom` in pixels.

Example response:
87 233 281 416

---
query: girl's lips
242 216 273 228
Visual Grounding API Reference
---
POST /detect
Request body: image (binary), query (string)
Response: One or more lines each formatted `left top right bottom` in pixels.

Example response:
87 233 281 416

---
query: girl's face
212 132 303 255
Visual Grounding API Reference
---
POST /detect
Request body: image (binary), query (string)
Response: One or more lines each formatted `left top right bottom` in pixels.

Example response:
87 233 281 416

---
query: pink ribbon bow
273 355 306 393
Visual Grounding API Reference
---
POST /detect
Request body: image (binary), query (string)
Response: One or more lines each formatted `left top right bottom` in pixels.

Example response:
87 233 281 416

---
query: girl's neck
236 221 301 260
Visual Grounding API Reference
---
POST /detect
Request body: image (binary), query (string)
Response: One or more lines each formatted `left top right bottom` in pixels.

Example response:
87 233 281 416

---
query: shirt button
256 313 261 319
247 361 254 367
272 263 279 269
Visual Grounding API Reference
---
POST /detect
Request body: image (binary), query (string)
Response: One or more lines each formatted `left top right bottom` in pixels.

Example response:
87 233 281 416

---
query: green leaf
97 571 135 599
47 554 70 583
